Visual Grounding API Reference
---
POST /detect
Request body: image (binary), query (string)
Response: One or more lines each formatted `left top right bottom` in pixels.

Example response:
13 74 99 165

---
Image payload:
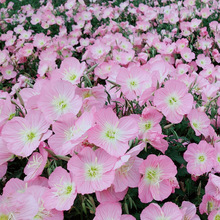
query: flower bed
0 0 220 219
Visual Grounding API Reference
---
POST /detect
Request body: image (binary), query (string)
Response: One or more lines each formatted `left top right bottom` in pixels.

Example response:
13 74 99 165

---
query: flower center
197 154 206 163
0 215 9 220
58 100 67 109
166 94 180 109
127 78 139 90
85 163 102 180
106 130 116 139
144 121 152 130
145 167 160 184
8 113 15 120
192 121 200 129
215 215 220 220
52 96 69 114
198 155 205 162
65 185 73 195
169 97 177 105
27 132 36 141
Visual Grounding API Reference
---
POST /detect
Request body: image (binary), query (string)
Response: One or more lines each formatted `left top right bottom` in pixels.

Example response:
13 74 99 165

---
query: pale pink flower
75 85 107 112
140 202 183 220
88 108 138 157
196 54 211 69
67 147 117 194
0 96 16 129
38 80 82 123
154 79 193 123
48 111 94 156
199 194 220 215
205 174 220 201
0 137 13 166
176 63 190 75
24 143 48 181
43 166 77 211
0 65 16 80
64 0 76 9
2 110 50 157
183 141 214 176
176 38 188 52
57 57 86 85
0 50 7 65
33 33 50 49
180 48 195 62
208 209 220 220
19 30 32 40
181 201 200 220
88 40 110 60
138 154 178 203
113 143 144 192
94 202 135 220
19 43 33 57
138 106 163 137
96 185 128 203
0 192 39 220
146 55 174 84
213 142 220 172
27 185 64 219
116 66 146 100
188 109 211 137
143 131 168 154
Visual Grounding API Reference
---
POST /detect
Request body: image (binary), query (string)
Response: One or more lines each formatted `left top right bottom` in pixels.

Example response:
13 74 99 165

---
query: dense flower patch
0 0 220 219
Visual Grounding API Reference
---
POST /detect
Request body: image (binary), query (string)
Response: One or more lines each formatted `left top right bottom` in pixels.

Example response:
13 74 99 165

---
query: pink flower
113 143 144 192
24 143 48 181
0 65 16 80
116 66 146 100
43 166 77 211
67 147 117 194
2 110 50 157
188 109 211 137
96 185 127 203
140 202 183 220
181 201 200 220
196 54 211 69
27 185 64 219
0 192 39 220
208 209 220 220
48 111 94 156
213 142 220 172
205 174 220 200
180 48 195 62
88 108 138 157
57 57 86 85
19 43 34 57
199 194 220 215
94 202 135 220
138 106 163 137
138 154 178 203
184 141 214 176
0 137 13 165
38 80 82 123
154 79 193 123
0 96 16 125
143 131 168 154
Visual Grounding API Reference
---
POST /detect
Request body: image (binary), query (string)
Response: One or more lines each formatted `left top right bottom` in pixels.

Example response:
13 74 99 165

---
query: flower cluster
0 0 220 219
